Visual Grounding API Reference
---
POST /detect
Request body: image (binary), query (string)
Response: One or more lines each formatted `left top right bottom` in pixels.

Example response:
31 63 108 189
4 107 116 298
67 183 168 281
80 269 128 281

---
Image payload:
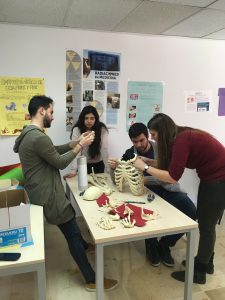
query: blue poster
126 81 163 130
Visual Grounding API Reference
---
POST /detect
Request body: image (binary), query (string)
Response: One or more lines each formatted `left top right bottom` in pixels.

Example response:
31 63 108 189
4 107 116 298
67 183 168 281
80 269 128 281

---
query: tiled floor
0 216 225 300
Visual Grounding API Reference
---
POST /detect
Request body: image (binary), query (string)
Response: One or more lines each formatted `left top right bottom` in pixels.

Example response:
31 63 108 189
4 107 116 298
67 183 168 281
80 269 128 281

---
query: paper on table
0 244 20 252
0 239 34 252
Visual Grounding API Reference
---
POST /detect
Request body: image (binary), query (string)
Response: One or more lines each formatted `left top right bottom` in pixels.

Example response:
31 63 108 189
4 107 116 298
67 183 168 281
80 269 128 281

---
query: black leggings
87 160 105 174
196 180 225 264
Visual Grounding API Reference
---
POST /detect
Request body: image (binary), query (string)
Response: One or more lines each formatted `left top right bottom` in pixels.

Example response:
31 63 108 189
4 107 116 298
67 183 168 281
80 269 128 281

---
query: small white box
0 189 31 247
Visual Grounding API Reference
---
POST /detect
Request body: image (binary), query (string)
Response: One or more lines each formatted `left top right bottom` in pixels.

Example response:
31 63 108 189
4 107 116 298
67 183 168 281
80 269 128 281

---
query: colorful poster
0 77 45 136
126 82 163 130
218 88 225 116
184 90 212 113
83 49 121 128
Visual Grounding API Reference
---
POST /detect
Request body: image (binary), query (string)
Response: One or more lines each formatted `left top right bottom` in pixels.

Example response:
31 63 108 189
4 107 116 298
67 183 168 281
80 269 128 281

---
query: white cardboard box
0 189 32 247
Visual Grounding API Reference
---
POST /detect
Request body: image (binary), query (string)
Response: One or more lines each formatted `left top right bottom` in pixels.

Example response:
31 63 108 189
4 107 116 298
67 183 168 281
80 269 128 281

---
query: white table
0 205 46 300
66 177 198 300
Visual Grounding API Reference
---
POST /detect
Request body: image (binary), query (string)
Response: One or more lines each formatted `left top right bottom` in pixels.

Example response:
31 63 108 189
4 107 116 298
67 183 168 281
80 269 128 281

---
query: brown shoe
85 278 118 292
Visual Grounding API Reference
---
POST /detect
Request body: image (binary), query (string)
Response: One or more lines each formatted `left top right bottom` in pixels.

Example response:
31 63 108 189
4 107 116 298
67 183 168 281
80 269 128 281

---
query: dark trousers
58 216 95 283
145 185 197 249
87 160 105 174
196 180 225 264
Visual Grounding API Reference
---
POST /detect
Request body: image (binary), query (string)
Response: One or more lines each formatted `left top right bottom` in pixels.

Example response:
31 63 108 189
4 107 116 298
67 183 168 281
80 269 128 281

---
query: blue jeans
145 185 197 249
58 216 95 283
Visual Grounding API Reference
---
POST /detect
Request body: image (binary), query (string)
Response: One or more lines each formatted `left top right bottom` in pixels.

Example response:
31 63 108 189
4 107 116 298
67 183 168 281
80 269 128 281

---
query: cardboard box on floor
0 189 32 247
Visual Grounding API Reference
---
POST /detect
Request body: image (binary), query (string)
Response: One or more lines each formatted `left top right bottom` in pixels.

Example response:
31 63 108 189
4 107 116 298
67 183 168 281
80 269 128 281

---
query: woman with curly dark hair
64 105 109 178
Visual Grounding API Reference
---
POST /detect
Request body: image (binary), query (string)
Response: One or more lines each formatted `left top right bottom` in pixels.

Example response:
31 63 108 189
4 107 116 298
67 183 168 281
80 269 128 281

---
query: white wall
1 23 225 202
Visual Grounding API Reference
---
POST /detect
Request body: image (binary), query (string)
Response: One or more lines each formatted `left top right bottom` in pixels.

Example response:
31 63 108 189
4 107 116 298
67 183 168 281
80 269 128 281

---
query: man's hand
70 131 95 149
63 172 76 180
108 158 119 170
79 131 95 147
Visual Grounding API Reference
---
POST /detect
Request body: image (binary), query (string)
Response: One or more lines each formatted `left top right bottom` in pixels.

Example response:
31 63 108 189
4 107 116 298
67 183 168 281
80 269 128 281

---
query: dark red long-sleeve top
168 130 225 183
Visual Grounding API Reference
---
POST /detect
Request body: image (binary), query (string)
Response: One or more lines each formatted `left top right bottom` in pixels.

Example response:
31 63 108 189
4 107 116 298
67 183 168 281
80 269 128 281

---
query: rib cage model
114 154 145 196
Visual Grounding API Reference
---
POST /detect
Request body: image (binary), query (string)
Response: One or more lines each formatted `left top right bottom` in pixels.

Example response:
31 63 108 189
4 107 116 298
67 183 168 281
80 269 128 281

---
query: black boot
182 253 214 275
171 262 207 284
207 252 214 274
194 262 207 284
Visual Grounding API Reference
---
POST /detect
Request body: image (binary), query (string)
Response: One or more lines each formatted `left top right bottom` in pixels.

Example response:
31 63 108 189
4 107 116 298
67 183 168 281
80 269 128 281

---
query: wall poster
126 81 163 130
218 88 225 116
83 49 121 129
184 90 212 113
66 50 82 131
0 77 45 136
66 49 121 130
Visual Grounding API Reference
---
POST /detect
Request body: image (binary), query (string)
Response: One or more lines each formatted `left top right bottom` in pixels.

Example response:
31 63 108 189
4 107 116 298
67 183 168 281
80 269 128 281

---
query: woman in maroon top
133 113 225 284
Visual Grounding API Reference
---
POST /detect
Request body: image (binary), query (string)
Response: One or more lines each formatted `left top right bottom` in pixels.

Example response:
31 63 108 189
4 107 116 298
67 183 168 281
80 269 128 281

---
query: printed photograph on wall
83 90 93 102
107 93 120 109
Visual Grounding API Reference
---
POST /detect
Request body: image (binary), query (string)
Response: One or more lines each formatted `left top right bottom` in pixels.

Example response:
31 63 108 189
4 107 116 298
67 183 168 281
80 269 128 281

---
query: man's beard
138 143 149 153
43 115 51 128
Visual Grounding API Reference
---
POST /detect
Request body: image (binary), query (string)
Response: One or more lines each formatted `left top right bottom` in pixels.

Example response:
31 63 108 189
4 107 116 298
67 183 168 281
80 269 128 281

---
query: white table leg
96 244 104 300
37 263 46 300
184 229 196 300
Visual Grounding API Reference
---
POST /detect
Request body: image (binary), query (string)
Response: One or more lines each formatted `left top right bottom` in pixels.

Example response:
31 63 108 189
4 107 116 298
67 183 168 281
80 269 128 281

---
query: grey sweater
13 125 76 225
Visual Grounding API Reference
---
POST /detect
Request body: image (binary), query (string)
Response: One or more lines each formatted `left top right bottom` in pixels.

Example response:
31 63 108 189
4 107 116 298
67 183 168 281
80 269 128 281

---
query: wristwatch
144 165 149 171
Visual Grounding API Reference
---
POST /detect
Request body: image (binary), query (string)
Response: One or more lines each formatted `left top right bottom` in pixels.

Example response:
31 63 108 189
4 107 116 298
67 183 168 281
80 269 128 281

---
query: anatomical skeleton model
114 154 145 196
96 217 115 230
87 169 113 195
97 203 159 230
120 206 136 228
100 196 124 210
141 207 159 221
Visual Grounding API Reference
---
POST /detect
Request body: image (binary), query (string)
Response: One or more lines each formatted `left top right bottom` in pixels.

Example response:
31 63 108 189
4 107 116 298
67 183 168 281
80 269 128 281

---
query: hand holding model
132 156 146 171
64 131 95 179
108 157 119 170
78 131 95 148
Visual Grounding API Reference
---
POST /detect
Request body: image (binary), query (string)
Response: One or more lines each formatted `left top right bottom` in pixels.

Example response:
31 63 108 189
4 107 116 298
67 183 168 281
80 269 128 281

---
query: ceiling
1 0 225 40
